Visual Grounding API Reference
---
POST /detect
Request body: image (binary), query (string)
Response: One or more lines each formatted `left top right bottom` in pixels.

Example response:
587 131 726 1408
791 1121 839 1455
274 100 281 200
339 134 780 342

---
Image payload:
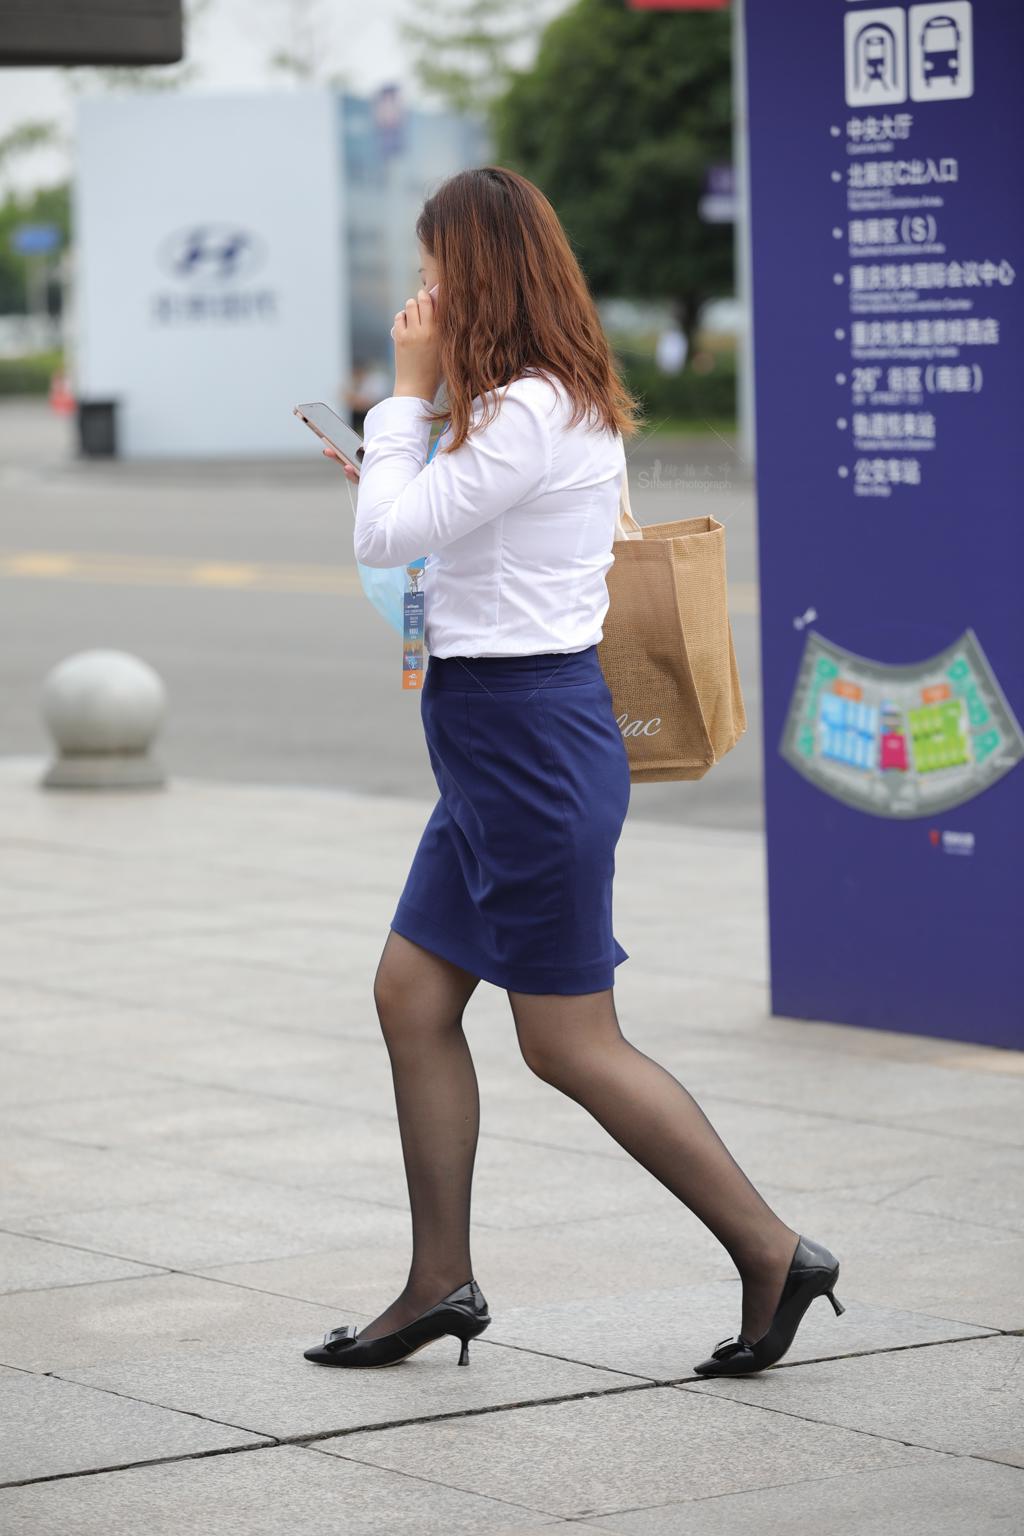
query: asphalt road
0 398 764 830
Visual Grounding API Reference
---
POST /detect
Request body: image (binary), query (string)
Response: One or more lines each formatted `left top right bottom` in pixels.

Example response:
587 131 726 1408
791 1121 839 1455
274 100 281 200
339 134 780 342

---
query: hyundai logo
157 224 266 283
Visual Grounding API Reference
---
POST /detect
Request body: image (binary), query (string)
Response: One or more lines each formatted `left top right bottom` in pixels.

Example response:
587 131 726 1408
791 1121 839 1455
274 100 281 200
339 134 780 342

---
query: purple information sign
744 0 1023 1047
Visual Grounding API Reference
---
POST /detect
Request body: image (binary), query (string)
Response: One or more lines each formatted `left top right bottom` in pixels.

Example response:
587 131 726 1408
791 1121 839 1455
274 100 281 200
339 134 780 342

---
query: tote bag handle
615 468 644 541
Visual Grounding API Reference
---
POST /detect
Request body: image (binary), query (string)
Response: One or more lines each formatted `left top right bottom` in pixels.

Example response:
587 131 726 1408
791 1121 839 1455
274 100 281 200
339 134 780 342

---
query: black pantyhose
507 986 801 1345
356 931 482 1342
362 932 798 1348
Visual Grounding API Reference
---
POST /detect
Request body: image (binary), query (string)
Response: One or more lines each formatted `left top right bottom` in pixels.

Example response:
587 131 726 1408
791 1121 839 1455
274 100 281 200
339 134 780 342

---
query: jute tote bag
596 471 747 783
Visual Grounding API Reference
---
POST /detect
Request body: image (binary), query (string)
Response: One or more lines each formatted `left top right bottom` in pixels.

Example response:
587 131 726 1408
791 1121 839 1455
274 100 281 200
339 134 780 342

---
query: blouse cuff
362 395 436 459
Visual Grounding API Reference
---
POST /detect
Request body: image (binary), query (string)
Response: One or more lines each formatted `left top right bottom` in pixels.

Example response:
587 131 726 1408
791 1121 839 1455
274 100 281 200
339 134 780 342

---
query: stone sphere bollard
40 649 168 789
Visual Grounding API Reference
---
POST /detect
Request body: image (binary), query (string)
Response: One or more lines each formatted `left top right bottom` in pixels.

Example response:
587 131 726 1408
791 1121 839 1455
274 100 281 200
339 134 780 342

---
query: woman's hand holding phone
322 445 360 483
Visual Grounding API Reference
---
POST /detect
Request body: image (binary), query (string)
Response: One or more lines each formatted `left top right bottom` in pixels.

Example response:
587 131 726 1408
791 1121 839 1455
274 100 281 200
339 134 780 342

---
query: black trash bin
77 400 118 457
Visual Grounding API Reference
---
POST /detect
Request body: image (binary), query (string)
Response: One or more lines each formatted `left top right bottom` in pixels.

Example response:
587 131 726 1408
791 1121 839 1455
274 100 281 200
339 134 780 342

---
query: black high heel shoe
693 1234 845 1378
303 1279 491 1368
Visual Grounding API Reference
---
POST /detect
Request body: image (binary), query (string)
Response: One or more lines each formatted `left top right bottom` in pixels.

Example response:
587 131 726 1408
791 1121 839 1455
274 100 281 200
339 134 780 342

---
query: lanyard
401 421 449 690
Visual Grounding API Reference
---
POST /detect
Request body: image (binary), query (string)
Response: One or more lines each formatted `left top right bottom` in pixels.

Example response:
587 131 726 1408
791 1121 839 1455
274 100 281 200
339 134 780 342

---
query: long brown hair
416 166 641 453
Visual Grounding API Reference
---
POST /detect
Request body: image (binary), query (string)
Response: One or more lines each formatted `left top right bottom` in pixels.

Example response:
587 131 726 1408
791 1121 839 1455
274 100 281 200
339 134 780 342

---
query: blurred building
342 89 487 384
72 87 488 459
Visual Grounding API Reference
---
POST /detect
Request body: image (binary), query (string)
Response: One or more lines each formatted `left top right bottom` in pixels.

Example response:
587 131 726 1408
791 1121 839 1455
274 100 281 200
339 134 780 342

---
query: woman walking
305 167 843 1378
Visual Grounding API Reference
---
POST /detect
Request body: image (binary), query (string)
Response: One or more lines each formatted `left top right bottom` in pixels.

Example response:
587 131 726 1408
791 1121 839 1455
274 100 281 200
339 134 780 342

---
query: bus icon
921 14 960 84
909 3 974 100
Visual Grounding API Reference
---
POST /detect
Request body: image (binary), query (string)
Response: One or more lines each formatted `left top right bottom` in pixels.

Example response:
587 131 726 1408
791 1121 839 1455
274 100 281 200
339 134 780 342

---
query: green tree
402 0 550 116
494 0 733 346
266 0 348 87
0 181 70 313
0 122 61 196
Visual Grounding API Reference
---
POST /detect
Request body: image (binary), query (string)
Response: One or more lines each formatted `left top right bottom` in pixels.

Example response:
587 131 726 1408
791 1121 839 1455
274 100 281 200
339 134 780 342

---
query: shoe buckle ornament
323 1325 358 1350
710 1335 748 1361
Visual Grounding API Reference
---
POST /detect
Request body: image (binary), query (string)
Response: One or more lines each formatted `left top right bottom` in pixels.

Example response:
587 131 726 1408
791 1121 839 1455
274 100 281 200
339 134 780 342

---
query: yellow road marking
6 552 77 576
0 548 363 595
0 549 761 613
192 563 262 587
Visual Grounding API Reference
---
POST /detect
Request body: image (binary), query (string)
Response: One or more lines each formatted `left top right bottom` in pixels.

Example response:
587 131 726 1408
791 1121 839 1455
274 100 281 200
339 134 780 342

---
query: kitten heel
303 1279 491 1369
693 1234 846 1377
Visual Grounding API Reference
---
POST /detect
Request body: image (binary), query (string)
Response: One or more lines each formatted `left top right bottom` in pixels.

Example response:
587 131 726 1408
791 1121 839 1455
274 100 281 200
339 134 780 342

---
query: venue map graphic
780 628 1024 818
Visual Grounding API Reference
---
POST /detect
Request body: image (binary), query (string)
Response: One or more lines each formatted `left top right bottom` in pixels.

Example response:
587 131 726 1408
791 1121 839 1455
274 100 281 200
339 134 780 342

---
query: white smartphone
294 402 365 475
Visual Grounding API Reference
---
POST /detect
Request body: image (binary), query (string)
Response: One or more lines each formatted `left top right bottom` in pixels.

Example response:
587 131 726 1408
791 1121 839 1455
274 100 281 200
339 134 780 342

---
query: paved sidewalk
0 755 1021 1533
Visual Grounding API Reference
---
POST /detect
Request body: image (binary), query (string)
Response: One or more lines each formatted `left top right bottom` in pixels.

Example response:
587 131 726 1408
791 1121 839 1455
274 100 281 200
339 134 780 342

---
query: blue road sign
11 223 61 255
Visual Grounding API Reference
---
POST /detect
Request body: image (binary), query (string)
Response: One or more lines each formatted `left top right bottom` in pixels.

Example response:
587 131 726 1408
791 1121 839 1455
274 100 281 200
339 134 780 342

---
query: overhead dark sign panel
0 1 183 66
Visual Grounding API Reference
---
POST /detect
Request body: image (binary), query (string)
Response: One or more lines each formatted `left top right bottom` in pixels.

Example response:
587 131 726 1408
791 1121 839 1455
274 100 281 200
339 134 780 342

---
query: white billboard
73 90 347 458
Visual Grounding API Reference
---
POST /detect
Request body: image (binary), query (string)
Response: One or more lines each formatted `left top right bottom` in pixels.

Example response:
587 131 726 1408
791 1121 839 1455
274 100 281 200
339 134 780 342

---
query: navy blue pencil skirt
390 643 631 995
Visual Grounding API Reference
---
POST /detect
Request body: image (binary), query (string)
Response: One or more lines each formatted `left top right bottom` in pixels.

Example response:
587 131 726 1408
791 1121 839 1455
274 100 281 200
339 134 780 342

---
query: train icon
844 8 907 107
853 21 900 92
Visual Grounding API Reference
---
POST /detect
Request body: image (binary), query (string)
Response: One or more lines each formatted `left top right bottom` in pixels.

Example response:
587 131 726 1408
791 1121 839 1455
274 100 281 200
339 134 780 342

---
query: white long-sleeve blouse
354 371 626 659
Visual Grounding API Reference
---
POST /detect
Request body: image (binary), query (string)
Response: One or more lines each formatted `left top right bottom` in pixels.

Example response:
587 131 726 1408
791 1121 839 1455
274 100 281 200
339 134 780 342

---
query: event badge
402 421 449 689
401 558 426 689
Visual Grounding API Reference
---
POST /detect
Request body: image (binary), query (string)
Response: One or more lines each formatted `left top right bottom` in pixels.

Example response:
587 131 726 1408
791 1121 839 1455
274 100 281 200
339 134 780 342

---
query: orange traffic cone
49 371 75 415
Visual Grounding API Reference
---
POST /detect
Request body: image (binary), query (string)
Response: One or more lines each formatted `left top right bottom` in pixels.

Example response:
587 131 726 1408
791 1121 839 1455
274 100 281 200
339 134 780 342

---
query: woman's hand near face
391 287 441 402
322 283 438 479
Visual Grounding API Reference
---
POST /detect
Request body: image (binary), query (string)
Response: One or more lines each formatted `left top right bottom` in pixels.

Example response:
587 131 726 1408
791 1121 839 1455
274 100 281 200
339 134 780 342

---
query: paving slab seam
301 1442 570 1524
0 1437 280 1493
687 1088 1024 1148
0 1230 354 1295
271 1377 706 1446
4 1003 375 1046
89 1048 971 1124
293 1407 930 1524
862 1119 1024 1152
393 1127 645 1167
907 1314 1024 1337
420 1320 1005 1388
0 1225 174 1269
2 1344 1016 1499
36 1363 284 1443
0 1134 417 1215
1 1027 381 1074
0 1217 196 1251
964 1452 1024 1473
212 1328 1017 1447
515 1457 942 1526
0 1374 664 1495
0 998 381 1051
666 1325 1005 1379
672 1379 1024 1473
2 1059 413 1125
0 1316 1012 1418
850 1197 1024 1237
0 1269 171 1300
2 832 352 886
423 1202 677 1237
